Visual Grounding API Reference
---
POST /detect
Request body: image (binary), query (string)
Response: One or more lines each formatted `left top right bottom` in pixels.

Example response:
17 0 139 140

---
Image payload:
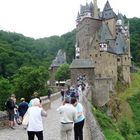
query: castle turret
102 0 117 39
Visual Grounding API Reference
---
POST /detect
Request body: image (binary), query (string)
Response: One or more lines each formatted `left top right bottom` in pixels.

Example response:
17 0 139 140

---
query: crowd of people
5 92 47 140
5 74 87 140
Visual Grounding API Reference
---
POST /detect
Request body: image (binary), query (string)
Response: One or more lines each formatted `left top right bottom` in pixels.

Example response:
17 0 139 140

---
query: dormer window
99 43 107 51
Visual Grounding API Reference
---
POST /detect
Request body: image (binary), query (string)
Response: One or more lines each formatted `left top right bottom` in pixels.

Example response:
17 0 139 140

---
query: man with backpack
5 94 16 129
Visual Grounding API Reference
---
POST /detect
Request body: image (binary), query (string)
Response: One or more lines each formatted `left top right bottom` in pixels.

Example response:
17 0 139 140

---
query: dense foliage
127 92 140 136
129 18 140 66
11 66 49 102
55 63 70 81
0 29 76 79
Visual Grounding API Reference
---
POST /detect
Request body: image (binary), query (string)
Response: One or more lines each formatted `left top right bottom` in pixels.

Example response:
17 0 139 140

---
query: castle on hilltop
70 0 131 106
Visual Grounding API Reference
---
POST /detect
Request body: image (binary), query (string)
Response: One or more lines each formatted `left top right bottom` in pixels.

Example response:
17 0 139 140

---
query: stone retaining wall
0 92 61 129
82 87 106 140
0 111 9 129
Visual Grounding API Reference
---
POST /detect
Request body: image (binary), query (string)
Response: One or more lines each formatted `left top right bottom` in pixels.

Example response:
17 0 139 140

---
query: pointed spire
102 0 116 19
103 0 112 11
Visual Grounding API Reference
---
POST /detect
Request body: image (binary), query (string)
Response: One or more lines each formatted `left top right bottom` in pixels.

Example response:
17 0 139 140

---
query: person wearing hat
5 94 16 129
57 96 77 140
18 97 29 120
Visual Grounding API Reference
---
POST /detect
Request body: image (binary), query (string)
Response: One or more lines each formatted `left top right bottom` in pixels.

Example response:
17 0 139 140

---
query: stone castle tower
71 0 131 106
49 50 66 86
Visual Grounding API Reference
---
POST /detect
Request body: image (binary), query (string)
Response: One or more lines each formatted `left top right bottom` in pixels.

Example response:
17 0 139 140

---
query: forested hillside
129 18 140 66
0 29 76 78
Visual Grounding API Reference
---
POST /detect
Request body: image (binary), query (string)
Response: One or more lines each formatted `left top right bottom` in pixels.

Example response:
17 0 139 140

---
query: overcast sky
0 0 139 39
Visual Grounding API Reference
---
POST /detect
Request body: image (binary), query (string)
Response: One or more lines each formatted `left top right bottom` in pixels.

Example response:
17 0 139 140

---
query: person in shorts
6 94 16 129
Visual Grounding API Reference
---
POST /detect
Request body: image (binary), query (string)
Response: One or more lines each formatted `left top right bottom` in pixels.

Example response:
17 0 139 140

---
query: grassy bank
93 72 140 140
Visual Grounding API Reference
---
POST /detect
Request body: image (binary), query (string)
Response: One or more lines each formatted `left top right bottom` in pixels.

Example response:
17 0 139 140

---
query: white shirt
57 103 77 123
27 106 46 131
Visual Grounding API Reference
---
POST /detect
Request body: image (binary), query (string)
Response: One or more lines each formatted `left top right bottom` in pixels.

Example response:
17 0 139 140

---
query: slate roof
114 33 128 54
76 2 93 21
102 0 117 19
99 22 113 42
70 59 95 69
80 2 93 15
117 13 124 20
117 13 124 25
51 50 66 67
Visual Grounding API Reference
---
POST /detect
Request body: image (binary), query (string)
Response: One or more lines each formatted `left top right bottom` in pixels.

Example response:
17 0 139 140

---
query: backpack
5 99 15 110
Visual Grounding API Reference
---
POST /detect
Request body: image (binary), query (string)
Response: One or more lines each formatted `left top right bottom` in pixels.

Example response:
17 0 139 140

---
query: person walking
57 96 77 140
47 88 52 100
29 92 41 107
71 98 85 140
27 98 47 140
18 98 28 120
5 94 16 129
60 88 65 101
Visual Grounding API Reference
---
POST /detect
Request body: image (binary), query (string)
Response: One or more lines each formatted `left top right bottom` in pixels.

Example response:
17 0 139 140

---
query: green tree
0 77 11 110
55 63 70 81
12 66 49 101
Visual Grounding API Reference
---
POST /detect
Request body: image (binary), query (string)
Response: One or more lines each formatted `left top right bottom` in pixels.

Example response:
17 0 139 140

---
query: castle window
95 54 98 57
117 58 120 62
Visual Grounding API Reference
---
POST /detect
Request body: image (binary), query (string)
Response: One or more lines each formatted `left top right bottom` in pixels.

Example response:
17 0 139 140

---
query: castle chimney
93 0 99 19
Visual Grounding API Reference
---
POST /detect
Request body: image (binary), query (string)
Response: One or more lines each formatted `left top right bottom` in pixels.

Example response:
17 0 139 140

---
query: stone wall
92 77 113 106
82 87 106 140
0 111 9 129
93 52 118 85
